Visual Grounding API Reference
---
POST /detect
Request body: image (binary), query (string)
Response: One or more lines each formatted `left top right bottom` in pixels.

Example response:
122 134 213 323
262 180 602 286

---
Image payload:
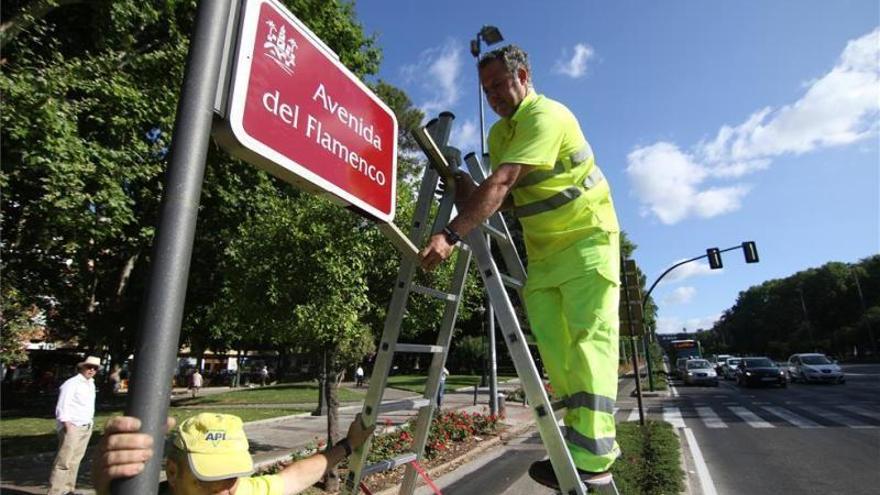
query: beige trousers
48 423 93 495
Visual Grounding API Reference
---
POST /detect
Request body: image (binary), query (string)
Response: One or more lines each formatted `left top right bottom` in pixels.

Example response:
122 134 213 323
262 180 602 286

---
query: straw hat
77 356 102 369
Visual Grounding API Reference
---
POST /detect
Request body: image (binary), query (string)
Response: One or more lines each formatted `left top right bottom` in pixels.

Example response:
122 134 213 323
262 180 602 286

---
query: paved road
658 363 880 495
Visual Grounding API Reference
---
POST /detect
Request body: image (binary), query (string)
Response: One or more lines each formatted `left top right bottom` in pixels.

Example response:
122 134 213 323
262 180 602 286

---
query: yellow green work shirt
488 91 619 261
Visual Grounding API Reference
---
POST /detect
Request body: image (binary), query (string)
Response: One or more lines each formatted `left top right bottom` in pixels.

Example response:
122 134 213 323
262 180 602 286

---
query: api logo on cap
263 20 298 75
205 430 227 446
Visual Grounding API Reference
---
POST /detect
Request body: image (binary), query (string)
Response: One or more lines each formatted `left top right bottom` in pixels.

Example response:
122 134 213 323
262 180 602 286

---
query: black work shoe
528 459 610 490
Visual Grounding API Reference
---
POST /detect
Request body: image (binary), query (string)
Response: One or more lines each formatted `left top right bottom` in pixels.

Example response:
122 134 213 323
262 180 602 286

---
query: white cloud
627 28 880 224
663 286 696 305
553 43 595 78
661 260 721 283
656 313 722 334
449 118 481 158
401 39 464 115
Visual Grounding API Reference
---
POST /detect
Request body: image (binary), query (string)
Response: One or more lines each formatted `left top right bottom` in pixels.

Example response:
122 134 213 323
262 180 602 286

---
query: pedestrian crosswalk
614 403 880 429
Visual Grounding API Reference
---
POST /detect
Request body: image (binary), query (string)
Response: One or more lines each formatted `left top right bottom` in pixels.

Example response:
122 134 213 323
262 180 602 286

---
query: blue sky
353 0 879 334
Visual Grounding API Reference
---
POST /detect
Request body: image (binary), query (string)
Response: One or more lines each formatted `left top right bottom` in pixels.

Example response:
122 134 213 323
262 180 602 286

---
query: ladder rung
501 274 524 289
480 222 508 241
363 452 418 476
376 397 432 414
411 284 458 301
395 344 445 353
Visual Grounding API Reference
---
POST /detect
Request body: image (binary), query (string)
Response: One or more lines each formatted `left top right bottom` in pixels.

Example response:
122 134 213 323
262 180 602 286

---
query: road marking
683 427 718 495
800 405 874 429
761 406 823 428
663 407 686 428
729 406 774 428
670 383 679 397
837 405 880 422
695 407 727 428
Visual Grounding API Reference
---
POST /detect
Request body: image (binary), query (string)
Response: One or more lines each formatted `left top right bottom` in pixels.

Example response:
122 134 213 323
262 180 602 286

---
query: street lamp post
471 25 503 416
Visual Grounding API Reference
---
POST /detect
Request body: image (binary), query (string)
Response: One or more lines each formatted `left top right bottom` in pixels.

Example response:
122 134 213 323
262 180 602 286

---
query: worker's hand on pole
419 233 455 271
92 416 176 495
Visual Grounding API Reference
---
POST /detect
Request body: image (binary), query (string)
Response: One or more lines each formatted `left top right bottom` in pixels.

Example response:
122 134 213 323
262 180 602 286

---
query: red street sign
217 0 398 222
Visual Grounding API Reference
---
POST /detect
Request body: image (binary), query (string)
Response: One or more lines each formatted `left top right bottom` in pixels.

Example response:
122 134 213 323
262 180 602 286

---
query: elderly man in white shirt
49 355 101 495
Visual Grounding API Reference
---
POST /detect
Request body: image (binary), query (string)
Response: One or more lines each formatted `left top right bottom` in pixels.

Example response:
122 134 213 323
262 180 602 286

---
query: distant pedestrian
48 355 100 495
436 367 449 409
260 365 270 386
355 366 365 387
190 369 203 398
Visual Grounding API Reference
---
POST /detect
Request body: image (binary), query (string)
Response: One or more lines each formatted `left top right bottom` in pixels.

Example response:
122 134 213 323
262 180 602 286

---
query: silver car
683 359 719 386
788 353 845 384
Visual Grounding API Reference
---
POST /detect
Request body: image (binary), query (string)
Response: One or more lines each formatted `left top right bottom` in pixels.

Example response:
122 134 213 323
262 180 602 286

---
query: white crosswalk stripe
695 406 727 428
729 406 774 428
761 406 823 428
800 405 874 429
627 408 641 422
663 407 686 428
837 405 880 422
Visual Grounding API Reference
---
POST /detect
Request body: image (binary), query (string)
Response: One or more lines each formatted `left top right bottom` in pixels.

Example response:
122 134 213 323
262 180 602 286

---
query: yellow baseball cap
172 413 254 481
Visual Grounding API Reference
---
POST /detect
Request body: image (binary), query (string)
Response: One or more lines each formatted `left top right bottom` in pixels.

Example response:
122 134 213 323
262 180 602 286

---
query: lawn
0 407 306 458
612 420 684 494
386 374 517 394
174 382 365 406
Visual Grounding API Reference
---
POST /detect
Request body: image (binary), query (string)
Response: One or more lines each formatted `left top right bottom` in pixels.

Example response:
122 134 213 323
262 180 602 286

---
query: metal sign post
115 0 234 493
621 258 646 426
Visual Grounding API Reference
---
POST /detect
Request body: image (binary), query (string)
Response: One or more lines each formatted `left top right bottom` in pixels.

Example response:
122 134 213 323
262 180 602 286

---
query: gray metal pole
114 0 232 492
488 305 499 415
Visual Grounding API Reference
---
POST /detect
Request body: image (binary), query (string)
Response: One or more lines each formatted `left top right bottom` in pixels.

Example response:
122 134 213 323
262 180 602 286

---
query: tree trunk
312 349 328 416
323 366 344 492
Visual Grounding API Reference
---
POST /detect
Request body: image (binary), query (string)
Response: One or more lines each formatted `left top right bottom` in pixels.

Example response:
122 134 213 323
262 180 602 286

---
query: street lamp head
479 25 504 46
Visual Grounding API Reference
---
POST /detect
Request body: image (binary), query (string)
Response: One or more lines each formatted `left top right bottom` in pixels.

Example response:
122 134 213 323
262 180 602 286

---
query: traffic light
742 241 759 263
707 247 723 269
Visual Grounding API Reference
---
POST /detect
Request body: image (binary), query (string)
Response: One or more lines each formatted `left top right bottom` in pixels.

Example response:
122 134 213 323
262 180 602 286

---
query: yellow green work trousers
524 231 620 472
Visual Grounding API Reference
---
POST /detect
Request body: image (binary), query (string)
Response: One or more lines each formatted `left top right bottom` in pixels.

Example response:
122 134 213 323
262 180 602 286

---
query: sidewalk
0 381 523 494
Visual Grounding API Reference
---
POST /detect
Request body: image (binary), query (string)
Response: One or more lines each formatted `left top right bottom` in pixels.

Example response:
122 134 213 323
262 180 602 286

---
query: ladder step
411 284 458 302
362 452 418 476
395 343 445 353
376 397 432 414
480 222 508 241
501 274 524 289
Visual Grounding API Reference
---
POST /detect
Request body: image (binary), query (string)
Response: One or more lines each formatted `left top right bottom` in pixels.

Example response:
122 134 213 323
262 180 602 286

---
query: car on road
711 354 731 373
736 357 787 388
721 357 742 380
787 353 845 384
683 359 719 386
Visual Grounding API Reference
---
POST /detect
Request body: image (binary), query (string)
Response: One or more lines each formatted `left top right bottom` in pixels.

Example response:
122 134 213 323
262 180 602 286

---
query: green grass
173 382 364 406
612 420 684 495
0 407 306 458
386 374 517 394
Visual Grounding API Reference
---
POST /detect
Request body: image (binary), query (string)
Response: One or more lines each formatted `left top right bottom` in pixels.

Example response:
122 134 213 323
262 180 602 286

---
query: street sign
215 0 398 222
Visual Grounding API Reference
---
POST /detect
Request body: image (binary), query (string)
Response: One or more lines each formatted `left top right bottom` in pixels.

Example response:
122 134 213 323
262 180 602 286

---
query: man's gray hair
479 44 531 80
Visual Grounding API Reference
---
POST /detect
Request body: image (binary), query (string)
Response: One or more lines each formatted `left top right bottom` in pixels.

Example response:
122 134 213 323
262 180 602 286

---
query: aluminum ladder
342 113 473 495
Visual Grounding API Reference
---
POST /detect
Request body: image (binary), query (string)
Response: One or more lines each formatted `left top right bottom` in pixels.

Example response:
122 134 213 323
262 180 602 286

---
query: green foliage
449 334 485 374
704 255 880 359
0 286 42 366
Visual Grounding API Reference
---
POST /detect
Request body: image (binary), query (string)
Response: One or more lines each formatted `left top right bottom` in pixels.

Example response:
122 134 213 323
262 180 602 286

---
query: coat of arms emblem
264 20 298 75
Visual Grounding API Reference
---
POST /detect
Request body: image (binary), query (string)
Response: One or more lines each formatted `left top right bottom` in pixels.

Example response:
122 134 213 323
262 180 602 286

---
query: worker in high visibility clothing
419 44 620 489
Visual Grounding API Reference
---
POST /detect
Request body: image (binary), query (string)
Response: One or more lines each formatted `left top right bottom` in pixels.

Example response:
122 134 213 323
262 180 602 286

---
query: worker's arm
420 163 532 271
278 414 375 495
